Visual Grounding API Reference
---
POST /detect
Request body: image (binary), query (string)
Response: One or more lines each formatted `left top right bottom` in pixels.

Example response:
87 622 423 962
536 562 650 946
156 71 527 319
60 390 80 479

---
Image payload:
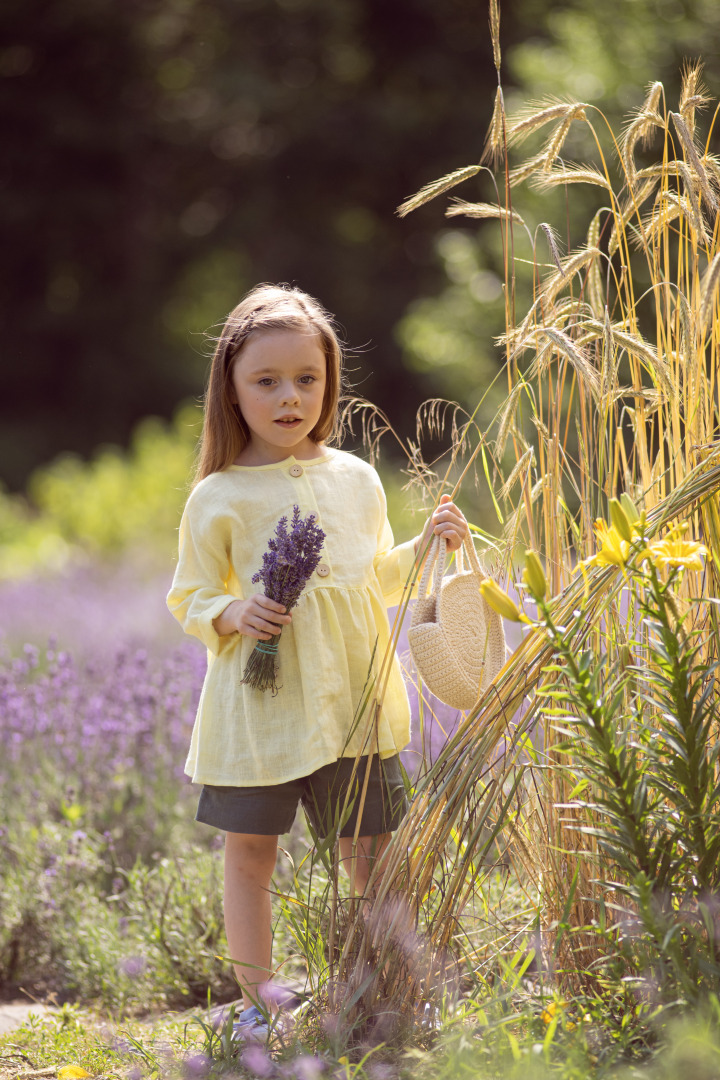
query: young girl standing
167 284 468 1038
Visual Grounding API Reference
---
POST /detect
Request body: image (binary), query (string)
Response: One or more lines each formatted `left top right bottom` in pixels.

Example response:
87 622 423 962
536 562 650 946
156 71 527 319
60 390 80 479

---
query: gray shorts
196 754 407 838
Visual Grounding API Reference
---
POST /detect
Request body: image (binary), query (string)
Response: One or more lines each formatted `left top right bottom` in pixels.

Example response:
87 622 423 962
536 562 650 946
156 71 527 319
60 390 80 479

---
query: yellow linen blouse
167 448 417 786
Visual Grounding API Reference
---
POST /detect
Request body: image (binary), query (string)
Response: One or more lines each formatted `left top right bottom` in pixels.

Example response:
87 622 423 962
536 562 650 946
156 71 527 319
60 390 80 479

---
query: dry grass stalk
669 113 719 214
445 197 524 225
396 164 483 218
530 165 611 191
332 458 720 1032
482 85 506 167
488 0 501 72
499 445 534 500
504 100 587 150
502 247 602 347
621 80 665 184
331 47 720 1035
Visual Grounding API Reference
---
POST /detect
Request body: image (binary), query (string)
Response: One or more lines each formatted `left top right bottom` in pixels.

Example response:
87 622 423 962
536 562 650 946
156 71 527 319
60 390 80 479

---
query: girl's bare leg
338 833 392 896
224 832 278 1010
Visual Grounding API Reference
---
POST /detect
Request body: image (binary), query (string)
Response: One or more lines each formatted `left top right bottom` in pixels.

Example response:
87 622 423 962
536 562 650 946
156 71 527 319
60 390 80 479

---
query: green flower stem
640 559 713 893
534 592 655 882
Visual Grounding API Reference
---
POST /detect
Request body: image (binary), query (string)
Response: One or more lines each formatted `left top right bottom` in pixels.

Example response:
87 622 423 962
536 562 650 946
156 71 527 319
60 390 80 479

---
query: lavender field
0 548 476 1016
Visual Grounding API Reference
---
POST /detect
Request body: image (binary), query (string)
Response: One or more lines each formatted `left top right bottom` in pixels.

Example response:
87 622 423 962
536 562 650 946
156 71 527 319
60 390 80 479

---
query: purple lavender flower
0 637 205 861
252 506 325 610
242 506 325 693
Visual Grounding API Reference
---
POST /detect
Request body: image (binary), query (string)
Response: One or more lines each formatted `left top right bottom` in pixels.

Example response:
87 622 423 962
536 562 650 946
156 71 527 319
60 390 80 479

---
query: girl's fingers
432 501 469 551
251 618 284 639
432 513 467 533
416 496 468 556
257 596 289 614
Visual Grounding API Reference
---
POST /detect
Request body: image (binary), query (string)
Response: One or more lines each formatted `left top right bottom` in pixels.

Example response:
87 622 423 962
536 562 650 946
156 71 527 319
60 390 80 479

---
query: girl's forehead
235 327 326 369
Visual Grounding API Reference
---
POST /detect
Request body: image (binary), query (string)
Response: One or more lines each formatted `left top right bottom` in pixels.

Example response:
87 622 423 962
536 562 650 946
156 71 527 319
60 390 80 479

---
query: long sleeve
372 481 418 606
167 496 239 656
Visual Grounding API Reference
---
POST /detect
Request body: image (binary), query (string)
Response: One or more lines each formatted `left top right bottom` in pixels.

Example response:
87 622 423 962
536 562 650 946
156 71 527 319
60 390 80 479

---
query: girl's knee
225 832 278 879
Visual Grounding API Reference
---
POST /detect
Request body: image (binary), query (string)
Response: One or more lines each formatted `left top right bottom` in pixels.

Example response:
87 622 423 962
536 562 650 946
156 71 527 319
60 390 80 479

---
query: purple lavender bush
0 555 185 659
0 638 206 864
0 634 238 1007
242 506 325 693
0 818 237 1008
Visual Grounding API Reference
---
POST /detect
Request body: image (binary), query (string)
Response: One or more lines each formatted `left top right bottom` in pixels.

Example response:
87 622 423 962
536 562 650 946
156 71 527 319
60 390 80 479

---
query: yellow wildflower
582 519 629 568
643 534 707 572
541 999 567 1024
58 1068 92 1080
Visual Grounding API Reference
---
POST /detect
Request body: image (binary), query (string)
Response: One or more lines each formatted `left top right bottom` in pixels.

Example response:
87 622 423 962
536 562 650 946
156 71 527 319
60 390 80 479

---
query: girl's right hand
213 596 292 640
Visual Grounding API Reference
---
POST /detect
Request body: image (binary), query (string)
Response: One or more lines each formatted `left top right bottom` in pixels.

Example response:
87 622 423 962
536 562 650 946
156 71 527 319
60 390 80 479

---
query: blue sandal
231 1004 270 1044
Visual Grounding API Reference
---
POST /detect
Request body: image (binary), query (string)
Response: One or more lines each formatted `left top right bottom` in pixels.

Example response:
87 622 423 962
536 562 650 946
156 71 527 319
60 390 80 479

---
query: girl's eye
299 375 316 385
258 378 274 386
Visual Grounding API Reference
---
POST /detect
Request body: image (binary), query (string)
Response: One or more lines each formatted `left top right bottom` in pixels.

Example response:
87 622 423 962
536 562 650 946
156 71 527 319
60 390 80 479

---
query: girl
167 284 468 1039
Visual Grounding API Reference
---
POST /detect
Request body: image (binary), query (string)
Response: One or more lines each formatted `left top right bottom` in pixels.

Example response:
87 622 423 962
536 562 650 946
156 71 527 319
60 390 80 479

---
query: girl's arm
372 484 468 606
169 504 292 646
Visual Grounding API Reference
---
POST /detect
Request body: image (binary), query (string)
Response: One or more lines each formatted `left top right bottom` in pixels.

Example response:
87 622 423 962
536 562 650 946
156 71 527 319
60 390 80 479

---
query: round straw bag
407 535 506 710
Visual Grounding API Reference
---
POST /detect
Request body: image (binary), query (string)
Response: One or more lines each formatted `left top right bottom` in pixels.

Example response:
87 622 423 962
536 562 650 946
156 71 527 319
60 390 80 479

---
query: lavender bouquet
241 505 325 693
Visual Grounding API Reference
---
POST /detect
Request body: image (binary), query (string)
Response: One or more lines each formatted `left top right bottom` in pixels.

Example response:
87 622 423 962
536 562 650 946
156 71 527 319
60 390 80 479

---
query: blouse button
289 463 303 477
316 563 330 577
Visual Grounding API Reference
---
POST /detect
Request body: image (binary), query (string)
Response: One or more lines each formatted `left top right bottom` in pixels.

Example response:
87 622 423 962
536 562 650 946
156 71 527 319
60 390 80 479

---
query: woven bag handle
457 533 483 575
417 535 447 600
418 534 484 599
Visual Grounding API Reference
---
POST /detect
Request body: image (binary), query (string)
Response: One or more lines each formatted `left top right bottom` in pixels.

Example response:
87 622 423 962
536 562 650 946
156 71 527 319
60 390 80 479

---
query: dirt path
0 1004 53 1038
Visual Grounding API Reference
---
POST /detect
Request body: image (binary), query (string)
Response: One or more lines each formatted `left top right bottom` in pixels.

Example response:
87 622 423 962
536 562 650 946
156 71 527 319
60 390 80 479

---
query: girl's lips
275 417 301 426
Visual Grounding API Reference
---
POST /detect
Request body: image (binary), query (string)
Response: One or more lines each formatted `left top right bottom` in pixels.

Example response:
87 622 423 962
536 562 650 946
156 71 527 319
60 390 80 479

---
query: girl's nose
279 382 300 405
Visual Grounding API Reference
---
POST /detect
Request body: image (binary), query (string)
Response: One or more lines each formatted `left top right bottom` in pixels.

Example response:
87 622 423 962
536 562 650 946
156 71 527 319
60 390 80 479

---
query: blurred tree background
1 0 718 491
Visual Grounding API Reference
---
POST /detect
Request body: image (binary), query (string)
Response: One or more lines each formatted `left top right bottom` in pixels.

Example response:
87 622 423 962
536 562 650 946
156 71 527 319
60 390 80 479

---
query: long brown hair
194 284 344 484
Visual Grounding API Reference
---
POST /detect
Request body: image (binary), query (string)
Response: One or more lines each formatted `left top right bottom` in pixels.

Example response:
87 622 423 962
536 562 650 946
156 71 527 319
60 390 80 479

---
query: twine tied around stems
254 639 280 654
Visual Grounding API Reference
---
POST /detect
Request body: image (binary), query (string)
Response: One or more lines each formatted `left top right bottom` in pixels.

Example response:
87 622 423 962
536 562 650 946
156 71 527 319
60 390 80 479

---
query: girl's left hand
416 493 469 555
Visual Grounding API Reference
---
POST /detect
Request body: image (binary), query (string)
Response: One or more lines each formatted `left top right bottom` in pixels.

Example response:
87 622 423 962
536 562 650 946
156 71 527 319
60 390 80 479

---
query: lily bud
522 549 547 600
480 579 522 622
619 492 640 525
609 498 633 542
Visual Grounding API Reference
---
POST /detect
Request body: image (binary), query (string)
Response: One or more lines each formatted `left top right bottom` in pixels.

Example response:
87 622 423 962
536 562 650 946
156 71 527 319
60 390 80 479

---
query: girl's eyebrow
248 362 325 375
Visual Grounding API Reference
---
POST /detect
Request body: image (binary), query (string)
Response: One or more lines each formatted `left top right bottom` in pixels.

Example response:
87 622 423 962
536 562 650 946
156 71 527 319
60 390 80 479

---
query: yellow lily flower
582 519 629 568
642 535 707 572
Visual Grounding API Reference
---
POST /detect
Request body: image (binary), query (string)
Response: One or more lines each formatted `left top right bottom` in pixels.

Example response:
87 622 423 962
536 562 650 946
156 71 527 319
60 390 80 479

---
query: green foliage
397 230 507 412
526 527 720 1012
0 484 70 579
0 1003 130 1079
0 405 430 578
29 405 200 557
6 0 719 493
0 0 502 490
0 820 236 1012
0 405 199 578
510 0 720 105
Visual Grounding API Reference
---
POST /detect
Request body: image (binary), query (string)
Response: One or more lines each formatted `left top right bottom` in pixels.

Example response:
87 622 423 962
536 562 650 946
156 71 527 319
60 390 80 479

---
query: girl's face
230 328 328 465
